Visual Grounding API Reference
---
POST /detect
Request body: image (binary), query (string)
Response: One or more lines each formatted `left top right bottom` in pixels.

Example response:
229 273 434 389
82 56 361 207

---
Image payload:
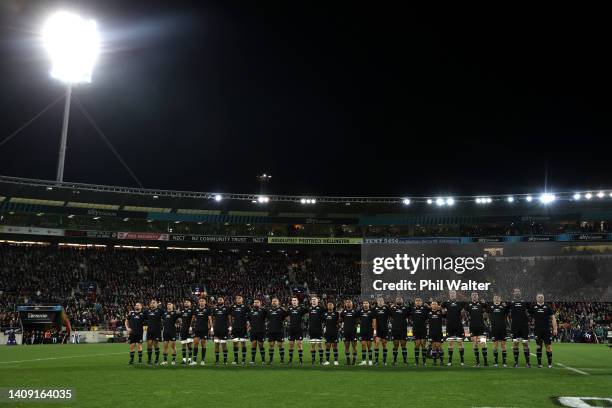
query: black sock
138 351 142 362
421 348 426 364
524 348 530 365
163 352 168 362
215 351 219 362
392 347 398 362
154 348 160 362
494 350 499 364
401 347 407 363
439 349 444 362
482 348 488 364
333 350 338 361
362 350 366 361
279 347 285 362
502 350 507 364
459 348 465 363
269 349 274 363
352 351 357 363
298 349 303 362
474 348 480 364
242 348 246 362
223 350 227 363
289 348 294 362
513 348 519 363
375 350 380 363
448 349 454 363
319 349 324 363
325 350 330 362
172 353 176 362
415 349 420 364
234 347 239 362
537 349 542 365
193 346 199 361
259 347 265 363
546 351 552 365
345 351 350 363
202 347 207 361
182 348 186 359
368 349 373 362
382 349 388 363
311 350 316 363
129 351 134 362
147 349 152 362
251 348 257 362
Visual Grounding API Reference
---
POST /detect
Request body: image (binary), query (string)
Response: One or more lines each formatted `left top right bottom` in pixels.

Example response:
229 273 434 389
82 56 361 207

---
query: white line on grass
0 352 125 365
528 352 589 375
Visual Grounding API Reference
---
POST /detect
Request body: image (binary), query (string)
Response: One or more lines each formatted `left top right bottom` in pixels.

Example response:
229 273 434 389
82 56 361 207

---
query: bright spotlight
311 199 316 204
585 193 593 200
539 193 556 204
609 192 612 198
525 195 533 202
257 196 269 203
573 193 581 200
427 199 433 205
597 191 605 198
402 198 411 205
300 198 306 204
486 197 492 203
43 11 100 83
475 198 482 204
446 197 455 206
214 194 222 202
507 196 514 203
435 198 445 206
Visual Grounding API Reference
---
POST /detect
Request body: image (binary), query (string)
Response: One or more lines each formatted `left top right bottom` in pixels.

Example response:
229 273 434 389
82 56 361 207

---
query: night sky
0 1 610 197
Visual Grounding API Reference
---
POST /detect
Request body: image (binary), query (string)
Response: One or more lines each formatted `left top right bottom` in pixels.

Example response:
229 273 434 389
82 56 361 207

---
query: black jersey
509 301 530 329
127 310 145 332
442 300 464 327
340 308 359 332
266 307 287 333
212 305 230 332
373 304 391 334
248 307 267 333
358 308 376 335
162 310 180 334
231 304 249 332
466 302 487 328
308 305 325 333
427 309 444 336
287 306 307 332
180 308 194 333
323 311 339 336
193 307 210 332
411 305 428 331
490 303 509 331
144 307 163 331
390 304 411 332
532 303 554 331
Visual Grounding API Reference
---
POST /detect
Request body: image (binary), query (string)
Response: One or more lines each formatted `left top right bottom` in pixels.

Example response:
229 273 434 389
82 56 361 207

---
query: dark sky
0 1 610 197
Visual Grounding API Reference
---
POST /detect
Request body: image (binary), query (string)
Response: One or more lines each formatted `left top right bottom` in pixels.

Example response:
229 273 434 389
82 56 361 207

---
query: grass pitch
0 342 610 407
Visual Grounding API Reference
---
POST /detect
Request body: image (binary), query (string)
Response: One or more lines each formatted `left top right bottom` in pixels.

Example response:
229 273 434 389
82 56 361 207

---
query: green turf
0 342 610 407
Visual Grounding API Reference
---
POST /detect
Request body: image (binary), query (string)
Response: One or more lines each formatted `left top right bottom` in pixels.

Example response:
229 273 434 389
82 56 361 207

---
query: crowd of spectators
0 244 609 343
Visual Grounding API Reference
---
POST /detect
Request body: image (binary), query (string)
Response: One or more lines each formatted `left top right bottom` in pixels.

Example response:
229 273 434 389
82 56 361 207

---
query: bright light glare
539 193 556 204
585 193 593 200
257 196 269 203
43 11 100 83
507 196 514 203
446 197 455 206
214 194 222 202
597 191 605 198
426 199 433 205
435 198 445 206
573 193 581 200
402 198 411 205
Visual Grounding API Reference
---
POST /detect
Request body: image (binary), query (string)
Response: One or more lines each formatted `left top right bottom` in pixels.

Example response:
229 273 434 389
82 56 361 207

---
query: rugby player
231 295 249 365
323 301 339 365
427 301 445 366
340 299 359 365
466 292 488 367
358 300 376 366
390 297 410 365
412 297 428 366
490 295 509 367
161 302 180 365
125 302 145 364
211 296 231 365
532 294 557 368
266 297 287 365
248 299 267 365
179 299 194 365
442 290 465 366
509 288 532 368
286 297 307 364
373 297 391 366
191 297 210 366
307 296 325 365
144 299 163 365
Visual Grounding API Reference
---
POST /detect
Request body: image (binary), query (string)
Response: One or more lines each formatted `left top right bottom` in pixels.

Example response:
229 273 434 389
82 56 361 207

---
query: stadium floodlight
539 193 556 204
402 198 411 205
525 195 533 202
300 198 306 204
446 197 455 206
435 197 445 206
214 194 222 202
609 192 612 198
507 196 514 203
597 191 605 198
43 11 100 183
486 197 492 203
426 199 433 205
585 192 593 200
573 193 581 200
311 199 316 204
257 196 269 203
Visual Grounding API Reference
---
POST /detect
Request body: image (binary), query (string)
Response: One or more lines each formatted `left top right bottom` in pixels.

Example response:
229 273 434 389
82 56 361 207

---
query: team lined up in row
125 289 558 368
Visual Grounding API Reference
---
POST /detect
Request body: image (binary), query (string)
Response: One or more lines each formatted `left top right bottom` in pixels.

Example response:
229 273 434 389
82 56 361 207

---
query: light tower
42 11 100 182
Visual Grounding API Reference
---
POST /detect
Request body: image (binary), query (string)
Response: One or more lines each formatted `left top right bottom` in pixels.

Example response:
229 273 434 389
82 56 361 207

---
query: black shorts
512 326 529 340
232 328 247 340
129 331 143 344
268 332 284 342
360 333 374 342
343 331 358 342
309 329 322 341
391 330 407 341
288 330 303 341
446 325 465 339
413 328 427 340
325 333 338 343
469 326 485 337
180 331 191 341
214 328 228 340
250 332 265 342
146 329 161 342
535 330 552 345
491 330 507 342
376 329 389 340
163 331 177 342
193 328 207 339
429 334 444 343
